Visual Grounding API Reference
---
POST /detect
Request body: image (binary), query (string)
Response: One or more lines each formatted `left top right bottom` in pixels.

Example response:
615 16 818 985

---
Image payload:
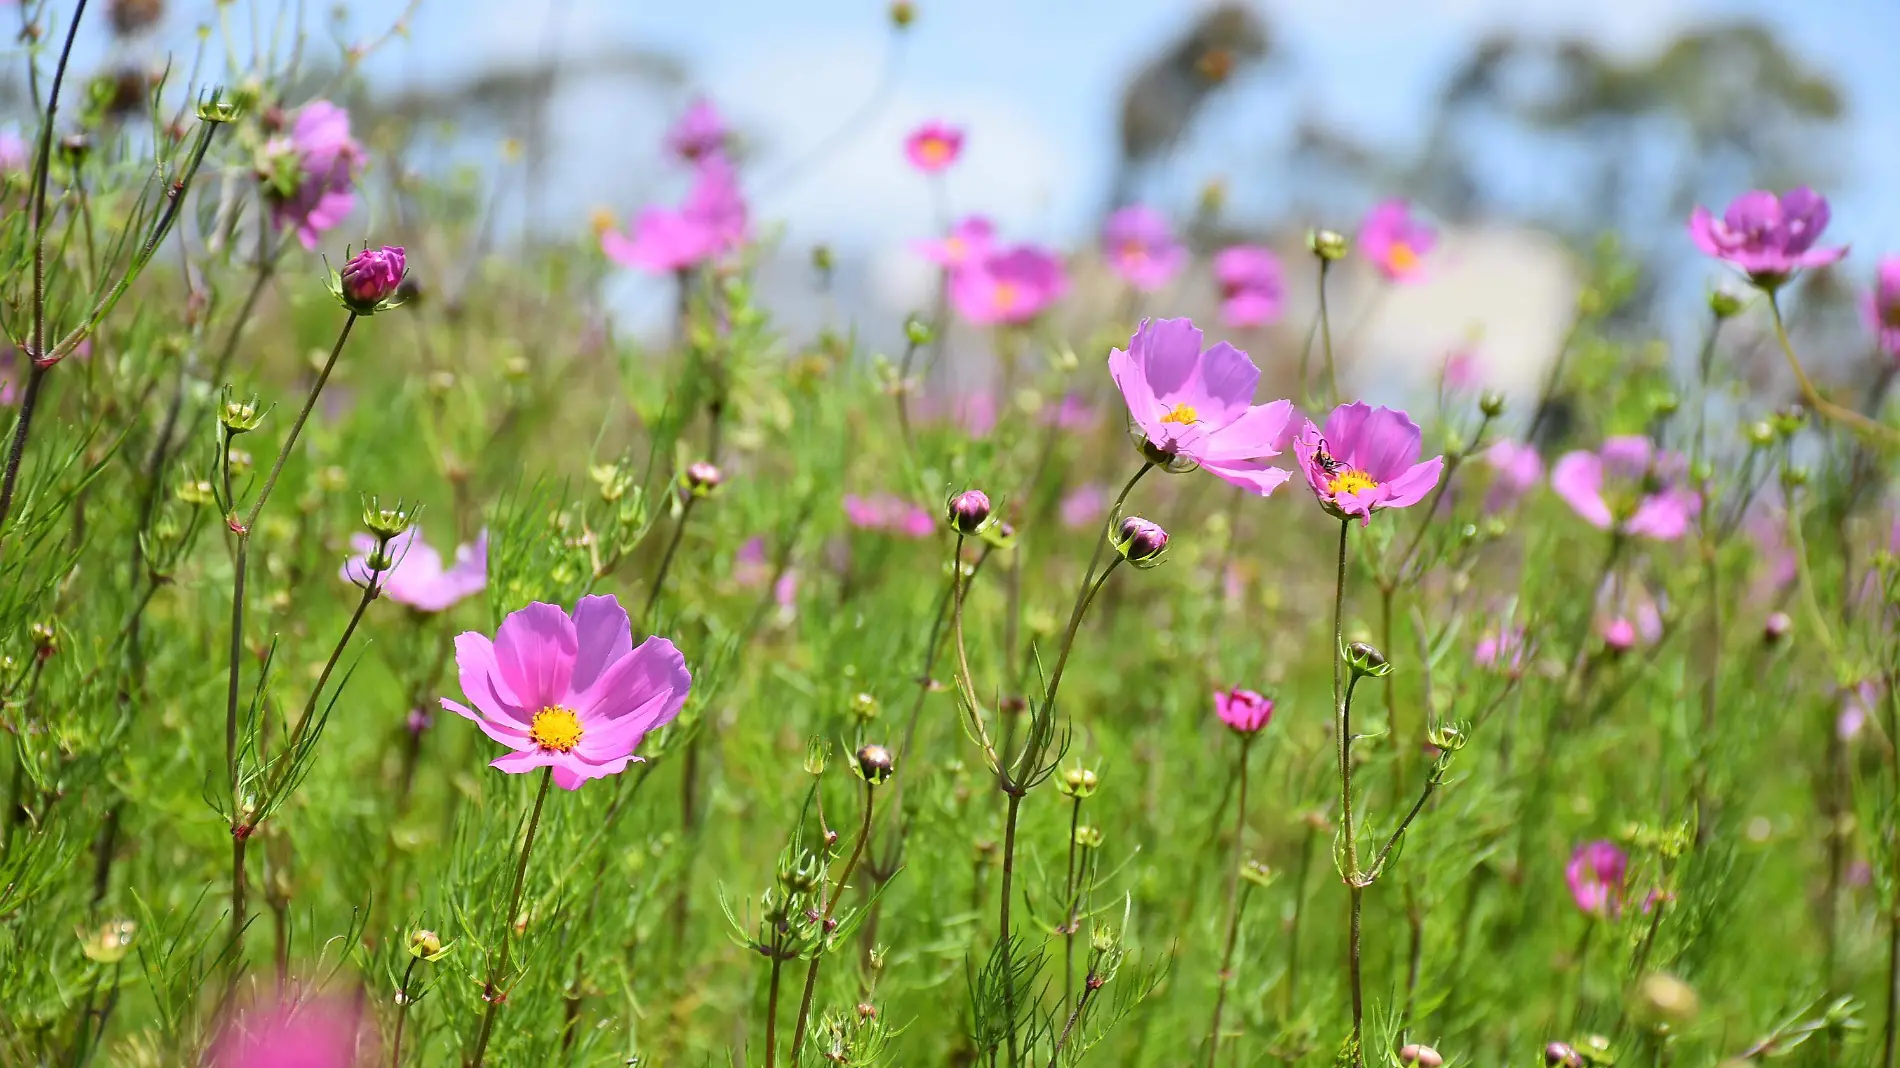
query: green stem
1767 291 1897 444
1205 734 1254 1067
1330 518 1364 1066
470 767 555 1068
1318 258 1340 406
789 780 877 1059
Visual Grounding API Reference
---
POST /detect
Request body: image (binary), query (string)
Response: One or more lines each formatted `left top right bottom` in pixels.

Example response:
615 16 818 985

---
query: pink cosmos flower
667 98 729 163
1101 205 1186 293
1109 317 1296 497
341 527 487 613
601 156 749 274
951 245 1068 325
1550 436 1701 541
1474 625 1527 676
1866 255 1900 356
734 537 799 617
264 100 362 250
442 595 691 791
1212 245 1284 327
1595 574 1662 652
209 995 375 1068
904 121 964 173
1041 393 1099 430
842 494 936 539
1440 349 1481 391
913 215 994 271
1292 403 1445 524
1483 439 1544 512
1841 679 1882 741
1358 199 1435 283
1689 187 1847 286
338 245 405 311
1214 688 1273 734
1566 840 1628 919
1059 484 1107 530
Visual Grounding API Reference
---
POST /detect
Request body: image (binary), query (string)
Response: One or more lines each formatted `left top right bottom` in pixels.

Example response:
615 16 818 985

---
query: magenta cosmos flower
1550 436 1700 541
1110 318 1295 496
1214 688 1273 734
209 995 375 1068
443 595 691 790
667 98 729 163
904 121 964 173
263 100 362 251
1358 199 1435 283
1292 403 1444 524
601 155 749 273
1566 840 1629 919
1212 245 1284 327
1101 205 1186 293
337 245 405 311
951 245 1068 325
843 494 936 538
914 215 994 271
1867 255 1900 356
1474 624 1527 676
341 527 486 613
1689 187 1846 287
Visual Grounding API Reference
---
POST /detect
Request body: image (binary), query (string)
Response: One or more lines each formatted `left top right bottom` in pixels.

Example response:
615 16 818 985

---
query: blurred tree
1110 3 1270 211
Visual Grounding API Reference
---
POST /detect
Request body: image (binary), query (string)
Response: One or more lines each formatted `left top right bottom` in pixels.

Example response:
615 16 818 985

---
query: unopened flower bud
904 316 932 347
1636 972 1700 1024
219 394 265 434
1346 641 1391 678
1479 391 1506 418
946 489 993 535
1649 390 1679 417
1398 1044 1443 1068
1073 825 1103 849
1764 611 1791 644
854 743 895 786
888 1 915 28
332 245 407 314
1058 766 1099 799
361 498 414 539
407 929 444 960
1545 1042 1581 1067
1745 420 1776 448
1771 406 1807 438
810 243 834 276
1239 858 1274 888
1708 287 1744 319
195 86 243 124
1306 228 1347 261
1114 516 1169 566
682 461 723 497
803 737 830 777
849 691 879 722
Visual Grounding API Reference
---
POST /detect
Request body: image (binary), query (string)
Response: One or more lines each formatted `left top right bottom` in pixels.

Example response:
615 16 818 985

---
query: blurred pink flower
1474 624 1527 676
602 156 748 273
1101 205 1186 293
1866 255 1900 356
1440 349 1481 391
1041 393 1099 430
951 245 1068 325
1214 688 1274 734
913 215 994 271
1483 439 1544 512
666 98 729 162
1358 199 1435 283
209 995 375 1068
1293 402 1444 524
843 494 936 539
1565 840 1628 919
442 595 691 790
1840 679 1882 741
733 536 771 587
1059 484 1107 530
1551 436 1701 541
1110 317 1295 497
1689 187 1846 287
341 527 486 613
264 100 361 250
1595 575 1662 652
1212 245 1284 327
904 121 964 173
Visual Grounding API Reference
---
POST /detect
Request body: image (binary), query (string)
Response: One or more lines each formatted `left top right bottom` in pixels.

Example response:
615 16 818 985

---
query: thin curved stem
1206 735 1254 1067
470 767 555 1068
1767 291 1899 445
789 780 877 1059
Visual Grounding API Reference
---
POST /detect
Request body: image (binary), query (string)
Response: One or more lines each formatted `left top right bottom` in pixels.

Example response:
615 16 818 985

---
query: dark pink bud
947 489 992 535
1398 1045 1443 1068
1764 610 1791 644
685 461 723 492
1116 516 1168 563
339 245 406 311
1545 1042 1581 1067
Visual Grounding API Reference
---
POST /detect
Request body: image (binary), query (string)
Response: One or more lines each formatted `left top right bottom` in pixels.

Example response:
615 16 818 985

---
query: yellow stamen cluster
1385 241 1419 274
529 707 584 753
1328 469 1379 496
1160 403 1200 425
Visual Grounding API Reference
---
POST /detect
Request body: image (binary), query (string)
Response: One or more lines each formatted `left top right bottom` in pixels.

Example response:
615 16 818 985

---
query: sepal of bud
219 391 267 434
1708 286 1745 319
407 929 452 961
1478 390 1506 418
803 736 830 777
1239 858 1275 889
360 497 415 540
1057 765 1099 799
195 87 243 124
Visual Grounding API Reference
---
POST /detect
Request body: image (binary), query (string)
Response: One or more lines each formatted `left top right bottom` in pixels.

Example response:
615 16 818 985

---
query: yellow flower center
1327 469 1379 496
1385 241 1418 274
1120 240 1148 263
993 281 1021 310
529 707 584 752
943 236 966 260
919 138 950 164
1160 402 1200 425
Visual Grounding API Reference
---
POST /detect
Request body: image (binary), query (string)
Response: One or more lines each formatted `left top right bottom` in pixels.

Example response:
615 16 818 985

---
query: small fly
1313 437 1348 477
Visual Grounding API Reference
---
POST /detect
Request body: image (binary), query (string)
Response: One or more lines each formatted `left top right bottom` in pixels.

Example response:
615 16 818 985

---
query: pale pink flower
904 121 964 173
1566 840 1628 919
1358 199 1435 283
341 527 486 613
1101 205 1186 293
1292 403 1444 524
950 245 1068 325
1551 436 1700 541
913 215 994 271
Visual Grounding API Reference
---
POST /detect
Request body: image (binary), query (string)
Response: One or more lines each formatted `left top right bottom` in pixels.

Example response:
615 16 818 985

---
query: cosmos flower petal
491 603 578 711
569 595 634 695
